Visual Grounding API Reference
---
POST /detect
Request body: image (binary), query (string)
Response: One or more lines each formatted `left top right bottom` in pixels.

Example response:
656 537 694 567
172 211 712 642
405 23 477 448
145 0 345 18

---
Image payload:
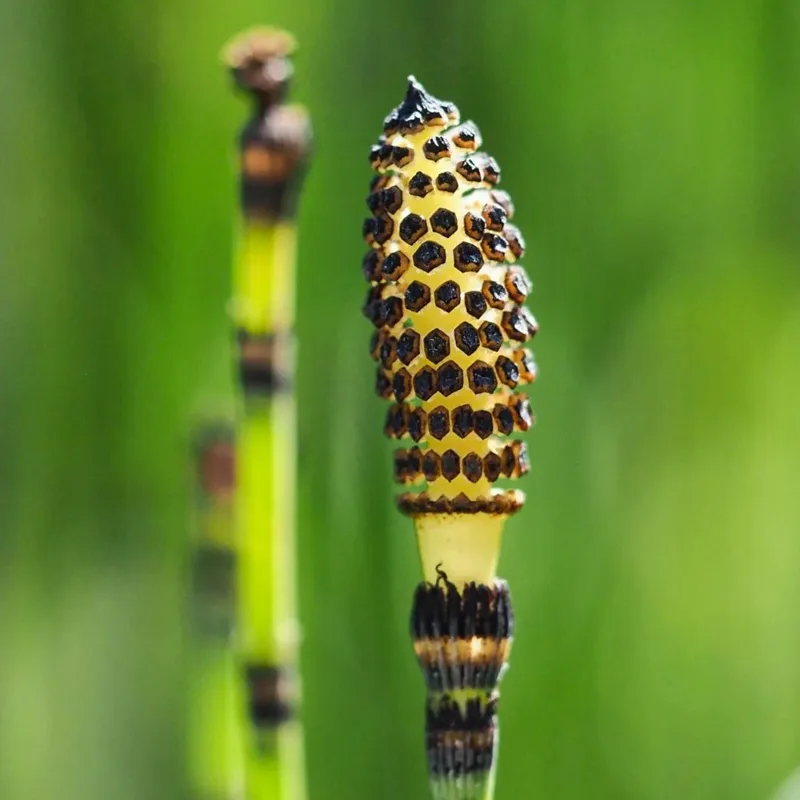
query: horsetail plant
363 78 537 800
223 27 312 800
188 422 243 800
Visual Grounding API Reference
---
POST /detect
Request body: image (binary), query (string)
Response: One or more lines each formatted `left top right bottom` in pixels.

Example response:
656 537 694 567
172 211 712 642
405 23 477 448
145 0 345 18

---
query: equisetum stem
223 27 312 800
364 78 537 800
188 423 244 799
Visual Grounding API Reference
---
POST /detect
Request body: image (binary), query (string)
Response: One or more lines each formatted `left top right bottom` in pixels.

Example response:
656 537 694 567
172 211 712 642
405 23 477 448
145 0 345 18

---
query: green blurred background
1 0 799 798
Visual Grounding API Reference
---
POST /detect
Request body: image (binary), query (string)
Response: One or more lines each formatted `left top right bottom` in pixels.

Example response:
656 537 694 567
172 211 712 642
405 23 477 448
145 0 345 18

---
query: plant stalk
364 78 537 799
224 27 311 800
188 423 244 800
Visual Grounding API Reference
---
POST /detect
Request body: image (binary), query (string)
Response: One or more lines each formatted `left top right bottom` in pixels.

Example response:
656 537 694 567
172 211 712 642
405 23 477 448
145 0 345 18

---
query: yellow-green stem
225 29 311 799
233 219 305 800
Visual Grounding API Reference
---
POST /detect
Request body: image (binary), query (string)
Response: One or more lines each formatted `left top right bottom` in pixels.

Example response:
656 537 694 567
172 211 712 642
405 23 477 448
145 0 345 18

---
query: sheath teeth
425 691 499 799
411 579 513 693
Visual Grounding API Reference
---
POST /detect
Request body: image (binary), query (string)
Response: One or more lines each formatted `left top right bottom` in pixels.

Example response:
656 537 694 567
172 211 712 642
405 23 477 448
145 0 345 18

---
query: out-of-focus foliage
1 1 799 799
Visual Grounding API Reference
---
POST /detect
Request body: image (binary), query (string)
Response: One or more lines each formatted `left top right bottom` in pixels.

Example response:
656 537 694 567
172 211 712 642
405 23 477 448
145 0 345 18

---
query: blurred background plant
0 1 799 799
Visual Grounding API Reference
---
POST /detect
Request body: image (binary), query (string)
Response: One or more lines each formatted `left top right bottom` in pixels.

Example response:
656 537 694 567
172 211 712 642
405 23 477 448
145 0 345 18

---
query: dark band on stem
239 120 310 220
236 329 293 396
411 576 513 692
191 546 237 639
426 693 497 779
240 173 300 220
245 663 295 728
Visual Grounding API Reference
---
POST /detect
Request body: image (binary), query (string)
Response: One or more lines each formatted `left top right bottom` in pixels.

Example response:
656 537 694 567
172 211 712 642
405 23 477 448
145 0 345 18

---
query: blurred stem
235 225 306 800
188 425 243 799
225 27 311 800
